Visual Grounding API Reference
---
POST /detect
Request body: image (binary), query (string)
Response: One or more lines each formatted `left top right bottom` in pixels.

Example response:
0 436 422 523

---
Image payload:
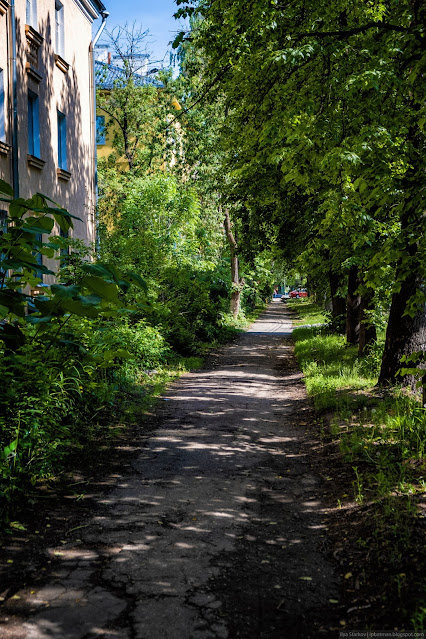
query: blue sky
97 0 187 67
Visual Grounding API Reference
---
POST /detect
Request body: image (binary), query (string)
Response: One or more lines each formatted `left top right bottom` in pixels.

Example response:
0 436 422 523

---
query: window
28 90 40 157
96 115 105 145
57 110 67 170
0 69 5 142
55 1 64 58
26 0 37 29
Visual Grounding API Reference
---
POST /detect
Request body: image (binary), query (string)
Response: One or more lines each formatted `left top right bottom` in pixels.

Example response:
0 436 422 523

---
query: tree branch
98 105 121 128
165 63 232 128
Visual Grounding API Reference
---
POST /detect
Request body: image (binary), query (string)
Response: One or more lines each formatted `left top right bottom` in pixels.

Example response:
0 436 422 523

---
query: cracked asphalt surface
1 300 343 638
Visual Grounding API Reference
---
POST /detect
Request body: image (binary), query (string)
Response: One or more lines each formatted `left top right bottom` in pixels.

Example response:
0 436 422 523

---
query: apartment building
0 0 107 278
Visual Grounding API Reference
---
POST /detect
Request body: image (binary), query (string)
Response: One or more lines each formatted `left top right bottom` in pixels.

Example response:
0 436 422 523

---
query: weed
412 605 426 632
353 466 364 503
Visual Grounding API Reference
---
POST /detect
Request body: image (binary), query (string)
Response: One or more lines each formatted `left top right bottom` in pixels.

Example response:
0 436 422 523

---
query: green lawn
286 299 328 326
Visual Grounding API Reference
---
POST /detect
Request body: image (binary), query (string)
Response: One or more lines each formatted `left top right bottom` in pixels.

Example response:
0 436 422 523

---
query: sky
95 0 188 68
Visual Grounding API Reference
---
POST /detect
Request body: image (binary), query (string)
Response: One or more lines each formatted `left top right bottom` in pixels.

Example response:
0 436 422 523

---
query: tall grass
289 301 426 627
287 299 328 326
293 327 376 412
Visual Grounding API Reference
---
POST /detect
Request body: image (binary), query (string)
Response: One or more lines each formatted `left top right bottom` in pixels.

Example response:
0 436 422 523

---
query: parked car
289 288 308 298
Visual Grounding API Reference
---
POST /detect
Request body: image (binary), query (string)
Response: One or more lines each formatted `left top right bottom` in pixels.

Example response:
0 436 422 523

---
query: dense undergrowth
0 181 272 524
288 299 426 630
0 301 265 523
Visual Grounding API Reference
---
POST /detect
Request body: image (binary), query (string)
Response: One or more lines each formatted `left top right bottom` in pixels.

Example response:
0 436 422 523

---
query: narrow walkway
3 300 341 638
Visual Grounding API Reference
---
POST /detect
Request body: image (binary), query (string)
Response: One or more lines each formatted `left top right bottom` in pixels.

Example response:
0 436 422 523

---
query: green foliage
98 169 270 353
154 265 232 354
98 319 171 385
293 327 375 412
0 339 113 510
0 183 152 515
182 0 425 385
98 173 214 276
286 300 328 327
240 253 275 312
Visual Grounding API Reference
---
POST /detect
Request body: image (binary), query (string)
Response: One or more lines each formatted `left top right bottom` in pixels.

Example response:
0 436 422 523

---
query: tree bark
329 270 346 327
358 287 377 356
346 265 361 345
378 273 426 387
377 100 426 387
378 197 426 386
224 208 242 318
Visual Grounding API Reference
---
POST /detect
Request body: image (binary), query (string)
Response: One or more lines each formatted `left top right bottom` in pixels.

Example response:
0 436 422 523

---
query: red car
289 288 308 298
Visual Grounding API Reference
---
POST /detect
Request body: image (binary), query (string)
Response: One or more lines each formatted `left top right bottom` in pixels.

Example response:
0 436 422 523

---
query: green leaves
123 271 148 291
81 276 119 303
0 182 149 355
3 438 18 461
24 216 56 234
0 291 29 318
50 284 82 299
81 263 116 279
0 180 13 197
9 199 29 219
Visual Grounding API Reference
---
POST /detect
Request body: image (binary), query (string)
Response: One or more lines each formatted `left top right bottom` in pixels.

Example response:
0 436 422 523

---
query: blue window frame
96 115 106 145
0 69 5 143
28 91 40 157
57 110 67 170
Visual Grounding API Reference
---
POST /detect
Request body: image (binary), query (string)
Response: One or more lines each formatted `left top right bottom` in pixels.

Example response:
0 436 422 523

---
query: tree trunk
329 270 346 331
378 106 426 387
224 208 241 318
358 287 377 356
378 273 426 387
346 265 361 345
378 196 426 386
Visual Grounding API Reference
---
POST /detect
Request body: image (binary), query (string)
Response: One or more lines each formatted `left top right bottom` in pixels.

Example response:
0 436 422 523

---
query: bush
0 338 112 510
155 267 231 354
99 319 171 385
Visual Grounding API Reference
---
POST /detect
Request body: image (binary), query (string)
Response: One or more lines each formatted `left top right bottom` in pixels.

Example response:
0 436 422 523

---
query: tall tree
176 0 425 382
97 23 175 172
223 208 242 317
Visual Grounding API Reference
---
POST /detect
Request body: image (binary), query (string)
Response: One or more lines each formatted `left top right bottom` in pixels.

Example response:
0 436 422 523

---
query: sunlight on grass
291 319 426 623
293 327 376 411
287 299 328 326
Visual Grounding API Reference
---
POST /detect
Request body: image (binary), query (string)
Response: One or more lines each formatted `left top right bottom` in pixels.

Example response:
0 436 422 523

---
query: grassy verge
288 299 426 631
117 355 204 421
287 298 329 326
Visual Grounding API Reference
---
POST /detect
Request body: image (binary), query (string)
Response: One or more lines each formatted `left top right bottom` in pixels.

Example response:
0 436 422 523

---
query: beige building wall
0 1 12 184
0 0 105 280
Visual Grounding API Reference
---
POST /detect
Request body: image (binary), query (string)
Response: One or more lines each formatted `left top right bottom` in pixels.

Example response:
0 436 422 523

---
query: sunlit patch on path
0 300 341 639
